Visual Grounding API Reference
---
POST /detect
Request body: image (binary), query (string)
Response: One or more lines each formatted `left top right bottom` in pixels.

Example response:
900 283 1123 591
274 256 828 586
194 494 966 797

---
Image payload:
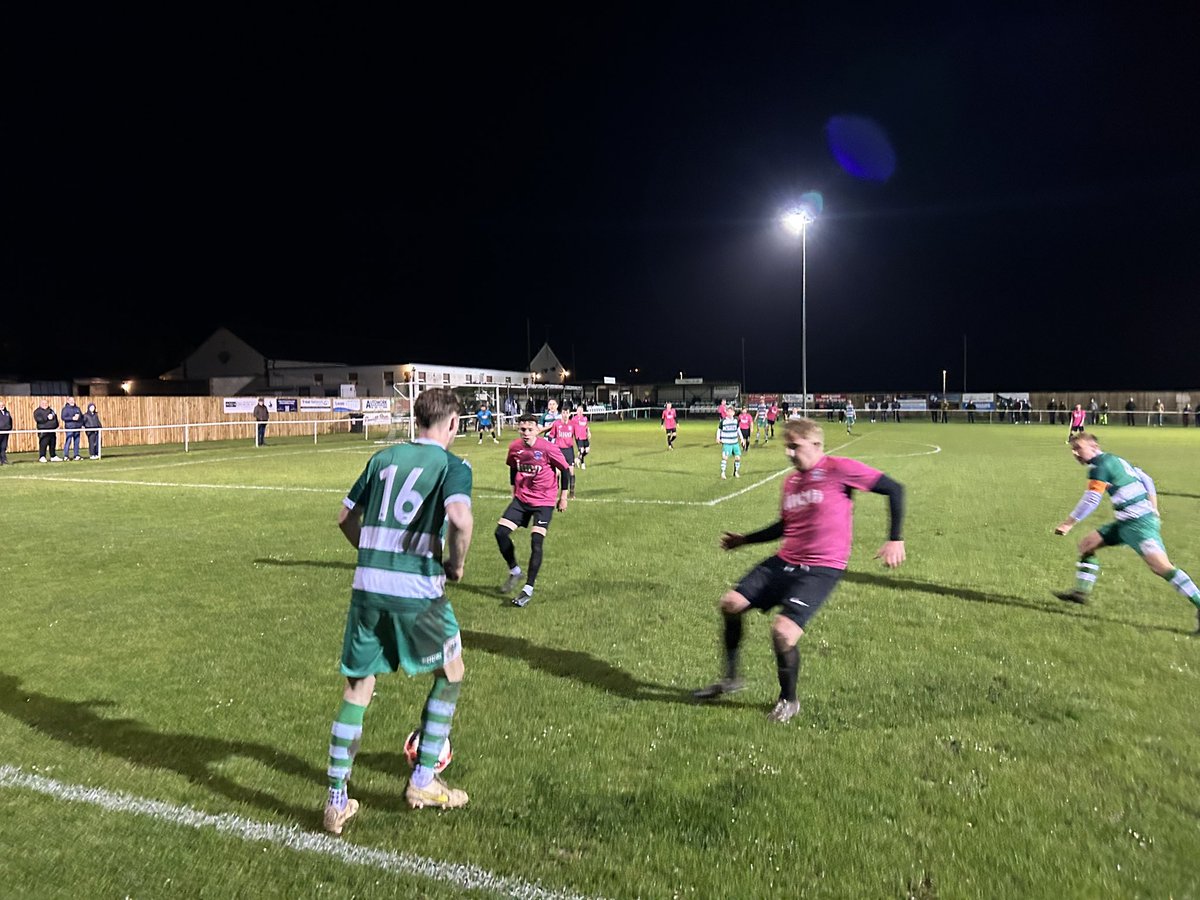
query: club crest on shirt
810 468 825 480
533 450 543 460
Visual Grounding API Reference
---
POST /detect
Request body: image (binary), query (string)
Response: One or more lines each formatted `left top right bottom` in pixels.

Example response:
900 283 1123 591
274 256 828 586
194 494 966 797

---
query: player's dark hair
517 413 538 425
414 388 462 429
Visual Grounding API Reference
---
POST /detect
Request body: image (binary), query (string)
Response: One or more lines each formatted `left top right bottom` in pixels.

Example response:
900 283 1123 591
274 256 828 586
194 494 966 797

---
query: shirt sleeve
444 455 473 507
835 457 885 491
345 460 373 510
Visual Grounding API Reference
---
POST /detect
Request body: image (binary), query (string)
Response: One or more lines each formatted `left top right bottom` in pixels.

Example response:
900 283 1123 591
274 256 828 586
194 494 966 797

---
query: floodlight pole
801 220 808 417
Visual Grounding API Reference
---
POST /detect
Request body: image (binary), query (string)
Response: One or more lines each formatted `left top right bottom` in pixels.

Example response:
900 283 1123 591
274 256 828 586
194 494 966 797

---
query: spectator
83 403 103 459
33 399 61 462
0 400 11 465
253 398 270 446
61 397 84 461
1154 399 1165 427
1047 398 1057 426
966 400 976 424
1088 397 1099 426
1100 401 1109 426
1125 397 1136 426
1183 403 1192 427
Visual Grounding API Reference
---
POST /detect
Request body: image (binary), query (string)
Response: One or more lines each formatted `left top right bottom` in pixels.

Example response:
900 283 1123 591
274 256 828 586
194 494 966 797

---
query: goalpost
380 380 510 444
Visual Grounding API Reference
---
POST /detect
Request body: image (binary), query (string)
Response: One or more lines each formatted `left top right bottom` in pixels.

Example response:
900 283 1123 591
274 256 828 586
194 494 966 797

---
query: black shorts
735 556 843 629
576 439 590 452
477 421 492 431
665 427 677 434
501 498 554 531
739 428 751 440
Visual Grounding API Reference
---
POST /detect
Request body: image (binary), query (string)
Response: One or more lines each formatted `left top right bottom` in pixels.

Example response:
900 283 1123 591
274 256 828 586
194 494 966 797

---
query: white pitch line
0 766 603 900
7 475 345 494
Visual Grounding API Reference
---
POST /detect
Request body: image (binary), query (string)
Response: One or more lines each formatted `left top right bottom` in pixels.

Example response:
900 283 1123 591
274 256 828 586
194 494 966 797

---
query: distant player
548 407 578 502
662 402 678 450
539 399 560 434
717 399 729 420
476 402 498 444
572 404 591 469
694 417 906 722
737 406 753 451
1067 403 1086 443
1053 432 1200 633
497 414 571 607
844 401 856 434
767 402 778 439
717 407 742 479
323 388 473 834
754 400 769 444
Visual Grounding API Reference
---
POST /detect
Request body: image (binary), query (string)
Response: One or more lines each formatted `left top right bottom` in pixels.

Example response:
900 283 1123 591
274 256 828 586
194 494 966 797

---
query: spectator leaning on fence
61 397 83 461
0 400 12 465
83 403 103 459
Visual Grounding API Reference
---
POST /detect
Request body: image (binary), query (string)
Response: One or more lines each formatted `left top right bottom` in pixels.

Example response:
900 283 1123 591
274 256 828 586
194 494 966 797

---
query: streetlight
782 207 815 416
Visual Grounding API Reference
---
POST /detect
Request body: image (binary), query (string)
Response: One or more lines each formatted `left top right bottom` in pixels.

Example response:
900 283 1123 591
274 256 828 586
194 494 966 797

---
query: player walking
496 414 571 607
844 401 856 434
323 388 474 834
694 417 906 722
572 404 591 469
662 402 679 450
737 406 753 451
717 407 742 479
476 402 498 444
549 407 578 502
754 399 769 444
1053 433 1200 632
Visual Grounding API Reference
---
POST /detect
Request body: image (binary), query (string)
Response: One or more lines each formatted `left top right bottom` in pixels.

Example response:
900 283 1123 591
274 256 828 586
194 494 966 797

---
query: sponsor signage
897 398 928 411
300 398 332 410
675 377 704 385
333 398 362 412
362 398 391 412
223 398 275 414
962 392 996 412
603 376 616 385
275 398 298 413
363 413 391 425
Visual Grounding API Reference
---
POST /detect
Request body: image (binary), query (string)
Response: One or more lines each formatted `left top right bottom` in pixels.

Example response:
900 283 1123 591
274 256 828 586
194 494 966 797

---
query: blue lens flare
825 115 896 182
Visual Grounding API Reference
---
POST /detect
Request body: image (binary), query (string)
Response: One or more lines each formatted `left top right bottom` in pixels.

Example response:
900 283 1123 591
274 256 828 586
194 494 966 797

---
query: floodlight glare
781 208 814 236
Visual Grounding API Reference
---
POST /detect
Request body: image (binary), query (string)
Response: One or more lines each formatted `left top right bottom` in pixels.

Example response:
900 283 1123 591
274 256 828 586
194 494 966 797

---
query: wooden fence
0 396 355 454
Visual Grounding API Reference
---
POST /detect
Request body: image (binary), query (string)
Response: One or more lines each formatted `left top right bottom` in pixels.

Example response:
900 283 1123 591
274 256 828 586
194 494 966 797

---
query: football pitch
1 420 1197 898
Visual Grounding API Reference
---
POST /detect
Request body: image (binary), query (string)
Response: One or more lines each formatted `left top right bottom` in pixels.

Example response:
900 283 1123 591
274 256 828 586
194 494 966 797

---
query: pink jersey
662 408 677 429
778 456 883 569
717 401 728 418
506 438 570 506
1070 407 1086 427
737 412 752 430
572 414 590 440
549 420 576 450
767 405 778 423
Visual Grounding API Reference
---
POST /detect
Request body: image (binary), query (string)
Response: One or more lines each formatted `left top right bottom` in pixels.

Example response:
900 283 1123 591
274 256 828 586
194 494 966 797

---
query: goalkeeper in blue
1053 432 1200 634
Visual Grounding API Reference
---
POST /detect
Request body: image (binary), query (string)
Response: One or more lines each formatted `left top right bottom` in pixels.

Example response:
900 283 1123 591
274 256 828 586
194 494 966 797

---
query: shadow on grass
0 673 410 822
1160 490 1200 501
844 571 1187 635
462 629 756 709
255 558 354 570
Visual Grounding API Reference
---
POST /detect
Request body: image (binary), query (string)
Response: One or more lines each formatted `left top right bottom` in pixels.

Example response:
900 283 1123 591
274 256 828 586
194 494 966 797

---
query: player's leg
513 517 551 607
1139 538 1200 632
406 607 468 809
1053 530 1106 604
693 589 752 697
769 616 803 722
496 507 525 593
733 442 742 477
766 567 841 723
324 673 372 833
720 444 729 478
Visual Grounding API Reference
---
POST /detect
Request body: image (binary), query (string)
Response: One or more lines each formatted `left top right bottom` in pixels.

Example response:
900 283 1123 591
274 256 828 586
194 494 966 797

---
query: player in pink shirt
549 407 578 502
693 417 907 723
571 406 591 469
496 415 571 607
717 399 729 419
661 402 678 450
737 407 753 451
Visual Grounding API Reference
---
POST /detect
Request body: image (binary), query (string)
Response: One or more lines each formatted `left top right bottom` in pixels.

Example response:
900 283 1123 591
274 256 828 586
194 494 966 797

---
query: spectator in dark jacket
253 398 270 446
33 400 61 462
1125 397 1136 426
0 400 12 464
61 397 84 460
83 403 103 459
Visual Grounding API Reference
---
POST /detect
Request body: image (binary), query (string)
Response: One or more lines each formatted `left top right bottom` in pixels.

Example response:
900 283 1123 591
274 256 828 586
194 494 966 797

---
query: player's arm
338 501 363 549
443 500 473 581
721 520 783 550
548 444 570 473
870 474 906 567
1055 479 1107 535
1135 467 1159 515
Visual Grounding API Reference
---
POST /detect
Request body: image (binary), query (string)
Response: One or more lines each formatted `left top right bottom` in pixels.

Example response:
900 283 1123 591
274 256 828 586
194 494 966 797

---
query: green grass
1 421 1198 898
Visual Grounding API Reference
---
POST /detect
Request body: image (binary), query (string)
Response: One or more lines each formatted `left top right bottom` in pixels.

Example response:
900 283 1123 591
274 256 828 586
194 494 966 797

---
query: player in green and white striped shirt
1053 433 1200 633
323 388 475 835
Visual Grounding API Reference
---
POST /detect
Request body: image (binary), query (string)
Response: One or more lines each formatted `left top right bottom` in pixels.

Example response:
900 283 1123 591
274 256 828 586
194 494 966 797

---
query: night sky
3 7 1198 392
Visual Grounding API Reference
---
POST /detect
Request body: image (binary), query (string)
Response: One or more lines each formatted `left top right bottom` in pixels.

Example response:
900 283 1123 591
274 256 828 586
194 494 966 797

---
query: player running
548 407 578 502
844 401 856 434
323 388 474 832
539 399 560 434
476 402 498 444
1053 432 1200 633
496 414 571 607
717 406 742 479
662 401 679 450
693 417 906 723
572 404 591 469
737 406 753 451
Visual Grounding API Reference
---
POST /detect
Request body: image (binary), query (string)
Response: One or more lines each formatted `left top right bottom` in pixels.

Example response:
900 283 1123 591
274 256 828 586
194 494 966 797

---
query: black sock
527 532 545 586
495 526 518 569
722 612 743 679
773 641 800 702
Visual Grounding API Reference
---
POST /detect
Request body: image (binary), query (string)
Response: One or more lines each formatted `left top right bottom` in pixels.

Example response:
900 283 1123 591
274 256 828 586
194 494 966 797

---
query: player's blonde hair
1068 432 1099 447
782 417 823 442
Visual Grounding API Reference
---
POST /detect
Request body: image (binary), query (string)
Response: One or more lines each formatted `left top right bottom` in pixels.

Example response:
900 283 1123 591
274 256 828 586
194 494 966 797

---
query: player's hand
875 540 905 568
1053 521 1073 536
720 532 745 551
445 562 464 582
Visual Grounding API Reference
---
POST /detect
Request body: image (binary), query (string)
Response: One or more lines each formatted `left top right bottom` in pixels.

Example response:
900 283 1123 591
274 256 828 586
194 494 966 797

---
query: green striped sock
1075 554 1100 594
1164 567 1200 608
412 678 460 788
327 700 366 791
